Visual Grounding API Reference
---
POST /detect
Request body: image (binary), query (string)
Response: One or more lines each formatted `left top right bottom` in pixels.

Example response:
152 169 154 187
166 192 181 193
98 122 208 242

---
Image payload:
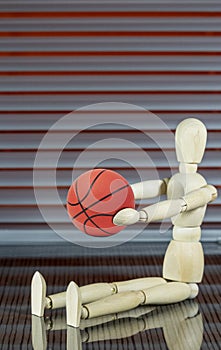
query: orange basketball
66 169 135 237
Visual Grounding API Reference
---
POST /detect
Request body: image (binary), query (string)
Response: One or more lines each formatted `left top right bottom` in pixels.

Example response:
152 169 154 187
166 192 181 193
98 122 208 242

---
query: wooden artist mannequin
31 271 166 317
65 118 217 327
31 118 217 329
113 118 217 283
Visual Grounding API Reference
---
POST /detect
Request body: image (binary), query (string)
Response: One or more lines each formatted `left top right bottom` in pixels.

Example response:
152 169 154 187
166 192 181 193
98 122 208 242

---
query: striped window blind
0 0 220 244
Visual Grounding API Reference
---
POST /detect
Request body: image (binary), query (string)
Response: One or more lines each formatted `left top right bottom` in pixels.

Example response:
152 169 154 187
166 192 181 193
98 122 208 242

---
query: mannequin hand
113 208 140 226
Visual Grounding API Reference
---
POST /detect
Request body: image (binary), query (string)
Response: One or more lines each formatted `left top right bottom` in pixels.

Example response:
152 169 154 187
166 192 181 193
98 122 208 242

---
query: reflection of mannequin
32 305 155 350
164 313 203 350
32 300 203 350
81 301 204 350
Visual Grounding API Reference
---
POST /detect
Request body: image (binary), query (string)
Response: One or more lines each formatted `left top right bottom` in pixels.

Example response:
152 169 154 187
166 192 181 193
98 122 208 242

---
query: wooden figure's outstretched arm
131 178 169 200
113 184 217 226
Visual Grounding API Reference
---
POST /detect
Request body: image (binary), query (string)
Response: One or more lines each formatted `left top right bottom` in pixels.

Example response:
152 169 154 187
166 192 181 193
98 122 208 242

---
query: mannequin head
175 118 207 164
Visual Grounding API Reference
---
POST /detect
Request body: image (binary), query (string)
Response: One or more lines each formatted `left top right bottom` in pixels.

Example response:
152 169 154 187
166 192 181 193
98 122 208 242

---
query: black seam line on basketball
72 183 130 220
83 214 114 235
83 221 103 237
75 178 109 234
73 182 129 219
67 169 107 206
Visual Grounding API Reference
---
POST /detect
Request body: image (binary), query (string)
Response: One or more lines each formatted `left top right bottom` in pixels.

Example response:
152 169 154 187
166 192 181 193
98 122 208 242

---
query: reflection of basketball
66 168 135 237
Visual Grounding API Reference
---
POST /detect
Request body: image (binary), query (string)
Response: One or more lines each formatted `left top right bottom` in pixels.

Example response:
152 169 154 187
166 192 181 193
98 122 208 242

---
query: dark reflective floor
0 242 220 349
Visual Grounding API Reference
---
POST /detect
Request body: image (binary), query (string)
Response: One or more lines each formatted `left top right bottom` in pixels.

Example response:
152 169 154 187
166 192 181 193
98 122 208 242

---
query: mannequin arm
131 178 169 200
113 184 217 225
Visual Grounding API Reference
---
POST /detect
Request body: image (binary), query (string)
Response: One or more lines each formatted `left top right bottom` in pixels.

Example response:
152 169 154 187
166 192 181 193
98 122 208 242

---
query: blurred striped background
0 0 221 244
